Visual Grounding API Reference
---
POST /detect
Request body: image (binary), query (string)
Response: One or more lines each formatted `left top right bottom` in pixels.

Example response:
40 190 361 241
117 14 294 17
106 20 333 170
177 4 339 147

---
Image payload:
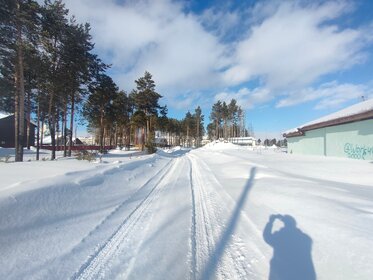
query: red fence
39 145 116 151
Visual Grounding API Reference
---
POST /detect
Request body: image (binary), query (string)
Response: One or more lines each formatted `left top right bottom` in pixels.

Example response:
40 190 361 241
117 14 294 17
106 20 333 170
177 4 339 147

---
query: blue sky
61 0 373 139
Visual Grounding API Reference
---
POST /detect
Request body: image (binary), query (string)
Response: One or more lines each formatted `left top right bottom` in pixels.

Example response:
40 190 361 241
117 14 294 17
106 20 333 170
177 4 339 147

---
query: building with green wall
283 99 373 160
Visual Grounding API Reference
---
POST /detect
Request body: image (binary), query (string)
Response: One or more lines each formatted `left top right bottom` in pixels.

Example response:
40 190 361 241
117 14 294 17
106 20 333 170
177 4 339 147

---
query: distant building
201 135 211 146
228 137 256 146
0 114 36 148
283 99 373 160
154 130 168 147
73 138 84 145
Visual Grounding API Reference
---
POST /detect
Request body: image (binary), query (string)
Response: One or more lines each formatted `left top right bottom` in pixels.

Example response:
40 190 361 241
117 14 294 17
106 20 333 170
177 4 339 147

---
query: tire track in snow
72 158 176 280
197 153 267 277
68 158 172 254
188 153 255 280
188 158 197 280
188 154 223 279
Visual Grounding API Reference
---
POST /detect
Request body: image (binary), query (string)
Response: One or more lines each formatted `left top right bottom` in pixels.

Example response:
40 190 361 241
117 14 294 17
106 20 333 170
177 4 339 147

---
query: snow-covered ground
0 143 372 279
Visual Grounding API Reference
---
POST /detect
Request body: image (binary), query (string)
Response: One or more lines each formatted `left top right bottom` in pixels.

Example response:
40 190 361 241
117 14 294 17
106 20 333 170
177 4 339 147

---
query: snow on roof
0 112 38 126
284 98 373 135
0 112 11 120
228 136 256 140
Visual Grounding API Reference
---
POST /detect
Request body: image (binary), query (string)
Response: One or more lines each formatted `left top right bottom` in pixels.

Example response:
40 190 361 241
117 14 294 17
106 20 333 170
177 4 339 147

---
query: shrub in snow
146 136 157 154
0 155 11 163
76 150 97 162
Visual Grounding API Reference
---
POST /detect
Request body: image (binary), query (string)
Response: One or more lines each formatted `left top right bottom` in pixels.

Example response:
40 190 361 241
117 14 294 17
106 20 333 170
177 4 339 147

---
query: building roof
0 113 37 126
228 136 256 140
0 112 10 120
284 98 373 138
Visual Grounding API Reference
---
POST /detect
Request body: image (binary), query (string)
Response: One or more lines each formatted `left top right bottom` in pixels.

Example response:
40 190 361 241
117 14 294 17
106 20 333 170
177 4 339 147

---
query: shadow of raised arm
263 214 316 280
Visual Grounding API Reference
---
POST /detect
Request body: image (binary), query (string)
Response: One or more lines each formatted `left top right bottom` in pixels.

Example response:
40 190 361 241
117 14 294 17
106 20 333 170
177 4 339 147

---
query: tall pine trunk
40 116 44 146
63 101 67 157
26 86 31 149
48 91 56 160
15 5 25 162
48 116 56 160
196 118 200 148
14 64 20 160
141 127 145 151
99 108 104 152
36 96 40 160
68 93 75 156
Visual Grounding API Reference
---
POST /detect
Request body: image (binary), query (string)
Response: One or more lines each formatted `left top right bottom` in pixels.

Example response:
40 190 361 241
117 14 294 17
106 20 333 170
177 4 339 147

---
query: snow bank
267 144 279 149
203 141 240 150
156 146 190 158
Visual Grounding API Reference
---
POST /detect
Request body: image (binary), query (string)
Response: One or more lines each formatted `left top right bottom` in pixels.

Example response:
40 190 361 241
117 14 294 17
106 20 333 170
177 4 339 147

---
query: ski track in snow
74 151 258 280
188 153 256 279
72 158 176 280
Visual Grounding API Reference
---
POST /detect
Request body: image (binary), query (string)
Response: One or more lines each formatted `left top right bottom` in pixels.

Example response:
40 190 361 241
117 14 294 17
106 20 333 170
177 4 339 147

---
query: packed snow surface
1 143 373 279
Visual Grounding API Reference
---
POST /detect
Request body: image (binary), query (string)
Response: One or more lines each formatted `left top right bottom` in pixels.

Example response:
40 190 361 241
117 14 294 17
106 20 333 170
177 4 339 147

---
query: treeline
166 107 204 148
207 99 249 140
83 71 205 152
1 0 101 161
0 0 205 161
257 138 287 147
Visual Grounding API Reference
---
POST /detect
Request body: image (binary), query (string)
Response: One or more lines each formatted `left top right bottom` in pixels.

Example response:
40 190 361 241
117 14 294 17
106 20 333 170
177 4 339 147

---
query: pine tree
156 105 168 134
228 99 238 138
132 71 162 144
183 111 194 147
0 0 40 161
84 74 118 152
60 20 94 156
210 101 223 140
39 0 69 160
194 106 204 147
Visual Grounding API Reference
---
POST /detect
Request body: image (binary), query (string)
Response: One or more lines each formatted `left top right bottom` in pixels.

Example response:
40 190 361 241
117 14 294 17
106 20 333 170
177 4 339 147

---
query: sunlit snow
1 143 372 279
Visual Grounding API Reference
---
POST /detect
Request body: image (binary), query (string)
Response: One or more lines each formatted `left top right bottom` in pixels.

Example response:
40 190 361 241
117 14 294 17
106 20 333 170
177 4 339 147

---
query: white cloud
60 0 373 112
277 81 373 109
223 1 370 90
215 87 272 109
63 0 227 96
215 80 373 111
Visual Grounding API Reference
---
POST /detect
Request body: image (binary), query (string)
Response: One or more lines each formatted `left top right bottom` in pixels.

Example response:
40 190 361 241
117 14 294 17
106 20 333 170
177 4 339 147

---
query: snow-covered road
1 143 373 279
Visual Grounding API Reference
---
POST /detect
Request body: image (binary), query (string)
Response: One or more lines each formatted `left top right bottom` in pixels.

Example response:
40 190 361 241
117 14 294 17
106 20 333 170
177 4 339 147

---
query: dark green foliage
133 71 162 115
131 110 147 127
83 74 118 152
130 71 163 149
194 106 204 147
208 99 245 140
145 135 157 154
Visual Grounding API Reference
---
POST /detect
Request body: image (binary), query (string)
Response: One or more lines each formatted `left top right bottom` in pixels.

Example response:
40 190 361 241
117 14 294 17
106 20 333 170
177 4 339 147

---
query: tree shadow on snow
201 167 256 280
263 214 316 280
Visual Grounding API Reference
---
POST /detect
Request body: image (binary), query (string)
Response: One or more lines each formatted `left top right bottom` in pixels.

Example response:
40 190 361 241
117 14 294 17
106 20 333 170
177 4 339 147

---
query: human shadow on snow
263 214 316 280
201 167 256 280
